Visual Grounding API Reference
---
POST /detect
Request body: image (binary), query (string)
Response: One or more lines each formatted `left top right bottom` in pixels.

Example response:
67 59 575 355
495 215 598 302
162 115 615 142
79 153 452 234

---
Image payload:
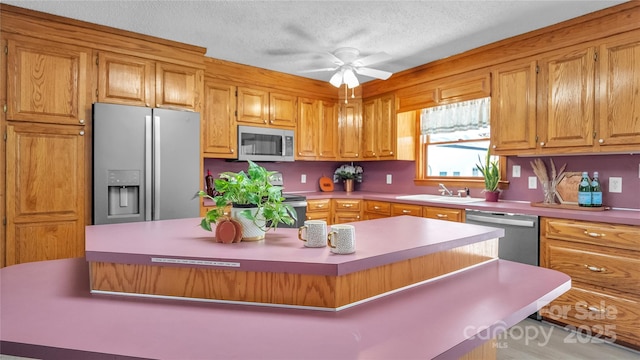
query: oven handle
466 214 535 228
282 201 308 207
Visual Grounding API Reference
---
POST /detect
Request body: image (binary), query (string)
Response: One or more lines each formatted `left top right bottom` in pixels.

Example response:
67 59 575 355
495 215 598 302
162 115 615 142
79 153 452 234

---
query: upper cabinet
97 52 202 111
202 80 237 158
237 87 296 128
362 93 415 161
296 97 338 160
597 32 640 148
338 100 362 160
492 30 640 155
6 36 90 126
490 59 537 154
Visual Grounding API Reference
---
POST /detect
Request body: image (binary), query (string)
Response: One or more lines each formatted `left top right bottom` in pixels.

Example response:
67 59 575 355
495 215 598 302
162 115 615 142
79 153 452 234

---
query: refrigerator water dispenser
107 170 140 216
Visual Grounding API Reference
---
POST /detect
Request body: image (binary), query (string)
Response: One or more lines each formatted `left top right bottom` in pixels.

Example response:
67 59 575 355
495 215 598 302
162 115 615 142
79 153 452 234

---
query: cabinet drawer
333 199 361 211
423 207 464 222
334 212 361 224
541 282 640 347
546 241 640 295
364 200 391 215
544 218 640 251
307 199 331 212
391 203 423 217
306 211 331 223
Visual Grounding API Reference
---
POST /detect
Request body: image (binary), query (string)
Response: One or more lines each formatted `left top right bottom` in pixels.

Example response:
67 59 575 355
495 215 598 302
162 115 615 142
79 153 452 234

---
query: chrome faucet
438 183 453 196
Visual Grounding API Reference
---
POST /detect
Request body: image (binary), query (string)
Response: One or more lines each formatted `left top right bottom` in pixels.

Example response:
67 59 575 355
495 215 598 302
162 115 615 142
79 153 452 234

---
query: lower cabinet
332 199 362 224
363 200 391 220
423 206 465 222
305 199 332 224
540 218 640 348
391 203 422 217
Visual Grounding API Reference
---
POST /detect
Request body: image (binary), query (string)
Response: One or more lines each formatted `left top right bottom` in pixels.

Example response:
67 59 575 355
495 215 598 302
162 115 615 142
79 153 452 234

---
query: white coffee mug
327 224 356 254
298 220 327 248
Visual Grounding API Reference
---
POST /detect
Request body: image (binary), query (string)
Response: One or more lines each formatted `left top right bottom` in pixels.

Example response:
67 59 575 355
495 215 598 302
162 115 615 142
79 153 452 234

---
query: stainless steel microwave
237 125 295 162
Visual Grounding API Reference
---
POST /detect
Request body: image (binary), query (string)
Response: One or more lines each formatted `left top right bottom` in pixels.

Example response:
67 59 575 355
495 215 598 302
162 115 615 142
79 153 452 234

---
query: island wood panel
89 238 498 310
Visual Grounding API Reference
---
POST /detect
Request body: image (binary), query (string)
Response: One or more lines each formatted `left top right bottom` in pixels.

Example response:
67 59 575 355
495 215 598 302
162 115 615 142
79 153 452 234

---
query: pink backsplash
204 154 640 209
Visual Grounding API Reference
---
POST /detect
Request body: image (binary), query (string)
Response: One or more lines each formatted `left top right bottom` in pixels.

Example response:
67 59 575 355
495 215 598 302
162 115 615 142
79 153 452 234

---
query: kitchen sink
395 194 485 204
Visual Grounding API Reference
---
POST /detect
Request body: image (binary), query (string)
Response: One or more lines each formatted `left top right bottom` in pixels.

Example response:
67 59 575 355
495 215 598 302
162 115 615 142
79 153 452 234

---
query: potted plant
198 160 297 241
333 163 364 192
476 150 501 202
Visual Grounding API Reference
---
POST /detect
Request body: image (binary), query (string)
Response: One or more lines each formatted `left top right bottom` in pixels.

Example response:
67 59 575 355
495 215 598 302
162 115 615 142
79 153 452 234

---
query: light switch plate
528 176 537 189
609 177 622 193
512 165 521 178
300 174 306 184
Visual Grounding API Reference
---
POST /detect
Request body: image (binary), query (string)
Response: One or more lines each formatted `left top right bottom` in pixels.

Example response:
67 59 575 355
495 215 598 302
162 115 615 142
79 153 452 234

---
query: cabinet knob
270 120 274 124
355 153 359 157
492 145 496 149
79 130 85 136
540 142 545 147
598 139 604 144
298 152 302 155
79 119 85 124
263 120 267 124
230 148 234 153
390 151 393 155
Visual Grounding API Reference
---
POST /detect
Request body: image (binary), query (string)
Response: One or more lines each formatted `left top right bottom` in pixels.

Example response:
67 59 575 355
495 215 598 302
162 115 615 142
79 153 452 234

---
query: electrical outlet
609 177 622 193
300 174 306 184
512 165 521 178
386 174 392 184
528 176 537 189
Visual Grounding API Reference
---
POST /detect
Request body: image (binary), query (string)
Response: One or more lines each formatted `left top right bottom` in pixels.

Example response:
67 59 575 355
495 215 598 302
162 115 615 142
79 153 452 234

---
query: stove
269 172 307 228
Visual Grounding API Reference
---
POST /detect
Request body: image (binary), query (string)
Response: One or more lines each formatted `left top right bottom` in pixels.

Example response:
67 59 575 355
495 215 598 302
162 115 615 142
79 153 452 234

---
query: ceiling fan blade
353 52 392 67
354 67 393 80
298 67 339 73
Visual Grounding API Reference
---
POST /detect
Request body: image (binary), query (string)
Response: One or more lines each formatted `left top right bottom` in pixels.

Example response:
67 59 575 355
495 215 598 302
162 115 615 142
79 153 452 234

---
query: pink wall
204 154 640 209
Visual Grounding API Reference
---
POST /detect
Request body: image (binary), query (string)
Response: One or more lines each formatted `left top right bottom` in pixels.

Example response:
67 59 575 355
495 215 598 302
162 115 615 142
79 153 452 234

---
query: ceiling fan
300 47 393 88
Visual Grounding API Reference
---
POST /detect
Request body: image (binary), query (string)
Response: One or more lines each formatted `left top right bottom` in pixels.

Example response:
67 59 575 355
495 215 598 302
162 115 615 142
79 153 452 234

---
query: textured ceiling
5 0 628 84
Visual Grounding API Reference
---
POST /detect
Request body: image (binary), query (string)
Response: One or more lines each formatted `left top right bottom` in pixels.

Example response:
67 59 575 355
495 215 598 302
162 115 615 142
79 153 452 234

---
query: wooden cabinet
362 94 415 161
306 199 332 224
332 199 361 224
490 59 537 154
5 123 86 265
338 100 361 160
97 51 155 107
202 80 237 158
538 45 597 151
237 87 296 128
97 52 202 111
297 98 338 160
391 203 422 217
597 32 640 149
363 200 391 220
6 36 90 125
423 207 465 222
540 218 640 347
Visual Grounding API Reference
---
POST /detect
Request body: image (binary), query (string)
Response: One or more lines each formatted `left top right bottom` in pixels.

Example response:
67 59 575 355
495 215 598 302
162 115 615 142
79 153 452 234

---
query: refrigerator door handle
145 115 153 221
153 115 162 220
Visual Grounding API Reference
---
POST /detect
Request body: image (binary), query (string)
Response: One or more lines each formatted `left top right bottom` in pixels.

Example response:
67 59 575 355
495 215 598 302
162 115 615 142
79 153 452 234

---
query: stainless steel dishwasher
465 209 540 266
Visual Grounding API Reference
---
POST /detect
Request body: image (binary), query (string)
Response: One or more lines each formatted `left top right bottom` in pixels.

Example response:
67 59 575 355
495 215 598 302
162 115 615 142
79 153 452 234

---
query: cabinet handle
79 130 85 136
579 303 606 314
263 120 267 124
79 119 85 124
374 206 380 210
317 204 324 208
390 151 393 155
584 264 606 272
540 142 545 147
436 214 448 218
584 230 605 238
598 139 604 144
355 153 359 157
402 210 410 214
343 204 352 208
356 216 360 219
230 148 235 153
298 152 302 155
373 152 376 156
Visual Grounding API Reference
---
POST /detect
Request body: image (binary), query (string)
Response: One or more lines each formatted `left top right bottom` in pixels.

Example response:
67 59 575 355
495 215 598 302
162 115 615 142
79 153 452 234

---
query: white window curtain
420 97 490 135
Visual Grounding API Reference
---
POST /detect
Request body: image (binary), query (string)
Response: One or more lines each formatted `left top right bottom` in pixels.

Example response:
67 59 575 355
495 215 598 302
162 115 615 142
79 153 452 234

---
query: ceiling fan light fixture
343 68 359 88
329 70 344 88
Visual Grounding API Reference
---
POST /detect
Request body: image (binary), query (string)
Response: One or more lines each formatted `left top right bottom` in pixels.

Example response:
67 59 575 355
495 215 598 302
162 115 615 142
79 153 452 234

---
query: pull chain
344 84 348 104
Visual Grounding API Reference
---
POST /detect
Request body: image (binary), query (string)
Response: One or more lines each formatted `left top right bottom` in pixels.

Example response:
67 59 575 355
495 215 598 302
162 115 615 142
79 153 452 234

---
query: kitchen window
415 97 505 188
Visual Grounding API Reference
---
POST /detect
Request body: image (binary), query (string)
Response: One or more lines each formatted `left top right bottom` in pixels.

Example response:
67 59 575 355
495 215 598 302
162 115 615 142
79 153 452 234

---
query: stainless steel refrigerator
93 103 200 225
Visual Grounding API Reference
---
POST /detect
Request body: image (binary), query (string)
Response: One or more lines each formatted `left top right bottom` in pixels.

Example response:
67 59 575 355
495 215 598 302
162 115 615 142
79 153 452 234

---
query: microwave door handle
282 135 286 157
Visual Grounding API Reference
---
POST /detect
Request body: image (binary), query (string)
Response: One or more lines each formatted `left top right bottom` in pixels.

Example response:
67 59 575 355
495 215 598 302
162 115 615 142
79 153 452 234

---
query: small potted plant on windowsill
198 160 297 241
476 150 501 202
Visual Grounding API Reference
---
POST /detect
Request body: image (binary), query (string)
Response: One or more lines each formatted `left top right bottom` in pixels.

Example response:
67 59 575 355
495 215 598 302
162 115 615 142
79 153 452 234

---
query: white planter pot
231 206 266 241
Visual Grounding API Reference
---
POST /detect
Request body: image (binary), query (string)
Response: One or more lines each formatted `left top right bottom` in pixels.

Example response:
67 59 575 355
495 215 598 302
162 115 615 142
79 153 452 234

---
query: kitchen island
1 216 571 359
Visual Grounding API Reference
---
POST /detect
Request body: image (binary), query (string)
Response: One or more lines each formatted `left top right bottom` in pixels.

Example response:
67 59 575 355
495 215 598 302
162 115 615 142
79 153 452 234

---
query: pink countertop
296 191 640 226
0 257 570 360
85 216 504 276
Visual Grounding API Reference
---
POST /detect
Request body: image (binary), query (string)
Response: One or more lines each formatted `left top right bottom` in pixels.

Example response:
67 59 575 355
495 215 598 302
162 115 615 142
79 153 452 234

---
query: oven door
274 199 307 228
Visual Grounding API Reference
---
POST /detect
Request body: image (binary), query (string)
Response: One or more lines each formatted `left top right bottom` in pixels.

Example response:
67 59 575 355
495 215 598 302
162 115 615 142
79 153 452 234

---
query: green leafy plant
476 150 500 192
198 160 296 232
